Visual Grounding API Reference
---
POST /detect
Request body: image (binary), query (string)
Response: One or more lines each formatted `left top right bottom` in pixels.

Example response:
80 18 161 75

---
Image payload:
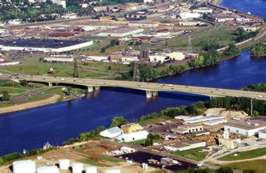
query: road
1 73 266 101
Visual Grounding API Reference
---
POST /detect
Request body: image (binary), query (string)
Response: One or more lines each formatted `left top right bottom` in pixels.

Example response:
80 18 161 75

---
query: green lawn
0 57 130 79
99 155 124 163
172 147 207 161
228 160 266 173
219 147 266 161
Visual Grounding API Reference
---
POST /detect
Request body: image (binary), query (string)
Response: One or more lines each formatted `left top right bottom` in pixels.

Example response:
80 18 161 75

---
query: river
0 1 266 156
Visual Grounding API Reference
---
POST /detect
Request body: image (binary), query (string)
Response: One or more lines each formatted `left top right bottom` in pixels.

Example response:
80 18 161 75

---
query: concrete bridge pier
146 90 158 99
87 86 100 93
87 86 94 93
48 82 53 87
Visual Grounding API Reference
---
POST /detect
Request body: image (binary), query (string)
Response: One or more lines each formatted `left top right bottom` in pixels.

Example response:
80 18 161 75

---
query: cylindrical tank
105 169 121 173
37 166 59 173
13 160 36 173
85 166 97 173
72 162 83 173
59 159 70 170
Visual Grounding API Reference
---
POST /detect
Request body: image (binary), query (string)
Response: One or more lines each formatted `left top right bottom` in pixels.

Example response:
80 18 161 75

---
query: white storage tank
13 160 36 173
37 166 59 173
72 162 83 173
86 166 97 173
59 159 70 170
105 169 121 173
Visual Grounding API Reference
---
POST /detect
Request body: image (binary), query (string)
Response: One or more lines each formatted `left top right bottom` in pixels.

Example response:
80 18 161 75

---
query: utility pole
73 58 79 78
133 62 140 81
250 99 253 116
187 35 193 53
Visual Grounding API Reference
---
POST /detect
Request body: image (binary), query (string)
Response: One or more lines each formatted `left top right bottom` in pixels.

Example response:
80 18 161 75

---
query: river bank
0 94 61 114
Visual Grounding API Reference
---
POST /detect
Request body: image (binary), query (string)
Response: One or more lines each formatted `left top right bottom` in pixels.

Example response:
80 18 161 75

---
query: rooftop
225 119 266 130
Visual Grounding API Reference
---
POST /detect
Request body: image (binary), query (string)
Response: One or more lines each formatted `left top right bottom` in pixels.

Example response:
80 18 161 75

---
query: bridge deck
1 74 266 101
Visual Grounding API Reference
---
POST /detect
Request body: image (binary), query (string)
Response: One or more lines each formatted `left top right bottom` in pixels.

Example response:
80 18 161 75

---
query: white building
149 54 170 63
164 141 206 152
167 52 186 61
43 57 74 63
175 115 226 125
100 127 124 138
171 124 204 134
121 56 139 64
258 129 266 139
97 28 144 37
0 40 94 53
84 56 110 62
179 12 202 19
192 7 213 14
224 119 266 137
51 0 66 8
116 130 149 142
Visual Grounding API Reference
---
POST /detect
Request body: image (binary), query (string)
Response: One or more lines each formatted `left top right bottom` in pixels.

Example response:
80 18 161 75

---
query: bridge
1 74 266 100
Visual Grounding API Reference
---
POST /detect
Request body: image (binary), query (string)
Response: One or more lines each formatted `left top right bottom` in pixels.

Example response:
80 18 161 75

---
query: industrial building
96 28 144 37
116 130 149 142
171 124 204 134
164 141 206 152
224 119 266 137
175 115 227 126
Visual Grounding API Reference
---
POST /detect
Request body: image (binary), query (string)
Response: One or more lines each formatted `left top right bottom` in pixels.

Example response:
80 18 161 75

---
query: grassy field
172 147 207 161
0 57 130 79
156 25 235 52
219 147 266 161
228 160 266 173
0 80 86 108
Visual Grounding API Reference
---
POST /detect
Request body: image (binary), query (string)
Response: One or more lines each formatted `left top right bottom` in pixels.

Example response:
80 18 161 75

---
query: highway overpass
1 74 266 100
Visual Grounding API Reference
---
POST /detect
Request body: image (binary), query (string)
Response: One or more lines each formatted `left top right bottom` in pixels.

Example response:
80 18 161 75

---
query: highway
1 73 266 101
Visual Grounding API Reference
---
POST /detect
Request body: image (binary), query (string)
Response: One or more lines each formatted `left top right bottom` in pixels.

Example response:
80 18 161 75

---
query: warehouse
96 28 144 37
116 130 149 142
224 119 266 137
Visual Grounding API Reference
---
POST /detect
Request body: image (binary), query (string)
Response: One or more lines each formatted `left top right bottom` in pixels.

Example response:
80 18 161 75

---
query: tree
144 134 154 146
20 80 28 87
110 116 128 127
251 43 266 57
1 91 10 101
144 134 161 146
224 43 240 57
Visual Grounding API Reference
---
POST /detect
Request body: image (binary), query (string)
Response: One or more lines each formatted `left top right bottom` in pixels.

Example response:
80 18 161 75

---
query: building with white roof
224 119 266 137
43 57 74 63
149 54 170 63
116 130 149 142
175 115 226 125
100 127 123 138
97 28 144 37
167 52 186 61
192 7 213 14
179 12 202 19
